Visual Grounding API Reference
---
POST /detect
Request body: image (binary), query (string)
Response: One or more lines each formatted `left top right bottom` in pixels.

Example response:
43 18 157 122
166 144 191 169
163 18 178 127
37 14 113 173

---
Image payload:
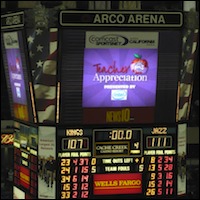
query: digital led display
3 31 29 121
13 122 38 199
1 30 35 123
93 128 142 157
62 138 89 150
93 173 142 195
60 28 181 125
82 48 158 108
57 126 178 199
58 10 184 128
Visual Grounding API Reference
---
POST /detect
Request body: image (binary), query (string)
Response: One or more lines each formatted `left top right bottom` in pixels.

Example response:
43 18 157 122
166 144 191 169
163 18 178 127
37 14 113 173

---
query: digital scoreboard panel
13 121 38 199
59 11 182 125
57 126 177 199
1 11 35 124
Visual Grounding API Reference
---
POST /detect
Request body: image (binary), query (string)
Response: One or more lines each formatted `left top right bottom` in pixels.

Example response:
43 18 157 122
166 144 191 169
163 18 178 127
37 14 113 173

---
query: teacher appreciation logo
92 53 149 84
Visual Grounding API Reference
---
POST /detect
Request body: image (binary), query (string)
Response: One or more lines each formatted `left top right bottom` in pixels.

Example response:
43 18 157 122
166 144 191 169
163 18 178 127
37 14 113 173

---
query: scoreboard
56 11 184 198
13 121 38 199
1 9 192 200
57 125 177 199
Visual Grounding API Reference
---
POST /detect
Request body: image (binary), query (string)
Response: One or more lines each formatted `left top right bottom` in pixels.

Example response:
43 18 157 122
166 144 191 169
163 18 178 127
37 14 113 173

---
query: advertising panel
2 31 29 121
13 122 38 198
177 123 187 195
82 31 157 124
1 26 35 123
93 173 142 195
38 126 56 199
83 49 157 108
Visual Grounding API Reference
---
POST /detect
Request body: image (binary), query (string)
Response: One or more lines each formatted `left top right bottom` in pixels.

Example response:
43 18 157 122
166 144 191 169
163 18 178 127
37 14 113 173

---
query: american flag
178 28 199 121
27 28 58 124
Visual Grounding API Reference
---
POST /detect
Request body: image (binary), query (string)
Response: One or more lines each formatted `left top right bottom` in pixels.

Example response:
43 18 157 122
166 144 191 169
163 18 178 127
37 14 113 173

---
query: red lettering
81 183 88 190
166 180 173 187
81 175 89 182
157 164 162 171
164 164 173 171
166 172 173 179
72 175 77 182
72 183 78 190
157 188 162 195
157 156 163 163
73 158 78 165
72 191 78 198
157 172 162 179
81 191 89 198
81 166 89 173
93 61 129 74
157 180 162 187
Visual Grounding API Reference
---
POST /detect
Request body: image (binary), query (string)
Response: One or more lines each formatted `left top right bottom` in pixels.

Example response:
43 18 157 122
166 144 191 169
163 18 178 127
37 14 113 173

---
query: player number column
60 158 71 199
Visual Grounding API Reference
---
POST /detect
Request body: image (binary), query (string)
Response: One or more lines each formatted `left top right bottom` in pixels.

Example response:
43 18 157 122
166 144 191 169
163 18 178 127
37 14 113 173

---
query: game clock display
93 128 142 157
57 126 177 199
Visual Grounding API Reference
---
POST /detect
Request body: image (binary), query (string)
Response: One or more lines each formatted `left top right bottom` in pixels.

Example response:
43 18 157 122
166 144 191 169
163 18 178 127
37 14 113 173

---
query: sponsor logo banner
93 173 142 195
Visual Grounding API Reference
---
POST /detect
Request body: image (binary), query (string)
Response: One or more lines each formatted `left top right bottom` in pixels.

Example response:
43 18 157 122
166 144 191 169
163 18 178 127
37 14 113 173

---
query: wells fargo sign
93 173 142 195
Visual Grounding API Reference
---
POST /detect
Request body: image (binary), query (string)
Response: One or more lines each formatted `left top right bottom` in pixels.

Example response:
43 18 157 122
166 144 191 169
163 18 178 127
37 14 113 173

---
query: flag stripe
47 50 57 61
36 99 56 111
178 28 199 121
50 31 57 43
36 74 56 86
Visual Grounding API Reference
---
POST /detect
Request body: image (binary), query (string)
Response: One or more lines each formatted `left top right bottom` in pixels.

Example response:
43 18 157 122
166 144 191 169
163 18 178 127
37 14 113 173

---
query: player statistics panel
57 128 94 199
57 126 178 199
143 126 177 198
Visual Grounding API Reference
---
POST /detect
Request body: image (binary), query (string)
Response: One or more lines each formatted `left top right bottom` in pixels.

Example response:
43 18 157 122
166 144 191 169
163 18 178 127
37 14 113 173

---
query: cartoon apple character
130 54 148 74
